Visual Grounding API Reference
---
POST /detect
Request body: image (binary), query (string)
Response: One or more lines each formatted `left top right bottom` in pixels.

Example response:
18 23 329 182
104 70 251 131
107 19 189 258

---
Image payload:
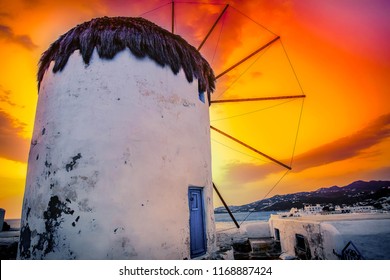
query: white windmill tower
18 1 305 260
19 17 217 260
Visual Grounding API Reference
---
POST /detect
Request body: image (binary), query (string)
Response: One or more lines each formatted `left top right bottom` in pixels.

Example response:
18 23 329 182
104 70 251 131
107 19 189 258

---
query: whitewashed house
18 17 216 259
269 212 390 259
303 204 322 214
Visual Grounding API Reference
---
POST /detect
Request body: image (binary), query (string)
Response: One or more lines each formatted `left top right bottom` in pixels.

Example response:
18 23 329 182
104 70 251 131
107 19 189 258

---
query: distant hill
214 180 390 213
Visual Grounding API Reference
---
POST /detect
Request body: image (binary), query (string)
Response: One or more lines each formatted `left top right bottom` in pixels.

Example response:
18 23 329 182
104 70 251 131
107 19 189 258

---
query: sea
214 211 284 232
4 219 21 230
214 211 281 223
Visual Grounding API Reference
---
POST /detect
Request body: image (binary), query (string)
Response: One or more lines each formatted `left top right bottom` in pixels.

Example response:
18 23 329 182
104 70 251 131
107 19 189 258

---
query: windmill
18 1 305 260
141 1 306 228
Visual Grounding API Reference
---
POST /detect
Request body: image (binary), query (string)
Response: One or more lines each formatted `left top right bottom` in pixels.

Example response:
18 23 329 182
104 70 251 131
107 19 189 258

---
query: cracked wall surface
19 49 216 259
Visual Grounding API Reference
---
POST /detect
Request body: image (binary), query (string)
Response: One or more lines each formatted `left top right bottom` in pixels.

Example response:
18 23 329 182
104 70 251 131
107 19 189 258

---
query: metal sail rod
210 125 291 170
197 4 229 51
211 94 306 104
216 36 280 80
171 1 175 34
213 182 240 228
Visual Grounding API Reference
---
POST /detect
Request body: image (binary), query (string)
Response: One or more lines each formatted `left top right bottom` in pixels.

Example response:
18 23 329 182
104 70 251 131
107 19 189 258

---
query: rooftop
38 17 216 95
271 212 390 222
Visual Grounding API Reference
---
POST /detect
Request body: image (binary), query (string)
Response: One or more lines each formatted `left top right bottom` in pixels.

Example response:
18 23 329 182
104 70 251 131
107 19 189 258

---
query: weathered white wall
322 218 390 259
269 217 324 259
241 222 270 238
19 49 216 259
319 223 344 260
270 215 390 260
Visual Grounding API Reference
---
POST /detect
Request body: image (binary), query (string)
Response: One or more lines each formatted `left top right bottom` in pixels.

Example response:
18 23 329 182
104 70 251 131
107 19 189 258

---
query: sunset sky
1 0 389 218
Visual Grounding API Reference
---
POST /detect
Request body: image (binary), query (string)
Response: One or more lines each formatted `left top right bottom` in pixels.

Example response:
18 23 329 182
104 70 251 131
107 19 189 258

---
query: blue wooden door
188 187 206 258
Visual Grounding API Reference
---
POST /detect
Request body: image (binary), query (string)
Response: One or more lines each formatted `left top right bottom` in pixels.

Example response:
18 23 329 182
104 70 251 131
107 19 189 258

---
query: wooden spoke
198 4 229 51
171 1 175 34
216 36 280 79
211 94 306 104
210 125 291 170
213 182 240 228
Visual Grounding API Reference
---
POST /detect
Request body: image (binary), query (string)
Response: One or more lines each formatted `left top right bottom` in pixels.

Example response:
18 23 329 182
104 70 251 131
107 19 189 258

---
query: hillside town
215 180 390 213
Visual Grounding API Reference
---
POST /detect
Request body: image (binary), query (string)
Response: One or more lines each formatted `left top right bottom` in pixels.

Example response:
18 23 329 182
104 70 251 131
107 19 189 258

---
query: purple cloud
0 24 37 50
292 113 390 172
0 110 30 162
222 113 390 183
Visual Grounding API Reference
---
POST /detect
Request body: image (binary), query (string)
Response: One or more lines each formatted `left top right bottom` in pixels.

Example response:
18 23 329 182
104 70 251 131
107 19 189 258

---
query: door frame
188 186 207 258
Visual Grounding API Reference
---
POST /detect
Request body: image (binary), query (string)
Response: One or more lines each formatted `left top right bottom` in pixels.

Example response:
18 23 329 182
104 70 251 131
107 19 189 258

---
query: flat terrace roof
271 212 390 222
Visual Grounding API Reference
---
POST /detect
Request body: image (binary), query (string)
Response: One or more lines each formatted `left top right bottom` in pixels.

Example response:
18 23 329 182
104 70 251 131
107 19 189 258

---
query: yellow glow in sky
0 0 389 218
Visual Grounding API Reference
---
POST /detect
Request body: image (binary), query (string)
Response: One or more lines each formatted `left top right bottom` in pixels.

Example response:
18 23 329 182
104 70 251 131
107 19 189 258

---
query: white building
18 17 216 260
303 204 322 214
269 213 390 259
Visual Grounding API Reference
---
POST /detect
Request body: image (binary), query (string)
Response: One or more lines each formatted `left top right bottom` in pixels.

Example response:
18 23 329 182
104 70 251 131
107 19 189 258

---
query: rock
2 222 10 232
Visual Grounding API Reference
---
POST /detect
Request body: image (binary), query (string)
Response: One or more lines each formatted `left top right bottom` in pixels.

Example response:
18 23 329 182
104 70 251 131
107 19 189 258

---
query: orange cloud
0 24 37 50
293 113 390 171
0 85 17 107
0 109 30 162
223 113 390 184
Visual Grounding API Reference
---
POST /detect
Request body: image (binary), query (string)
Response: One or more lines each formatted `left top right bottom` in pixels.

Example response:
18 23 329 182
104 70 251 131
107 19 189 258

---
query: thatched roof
38 17 215 96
